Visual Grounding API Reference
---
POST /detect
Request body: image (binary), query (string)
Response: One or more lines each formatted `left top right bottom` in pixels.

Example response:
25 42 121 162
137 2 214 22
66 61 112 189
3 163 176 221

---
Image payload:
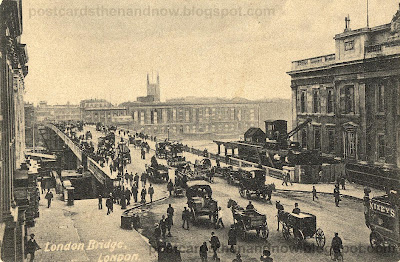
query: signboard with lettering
370 201 396 218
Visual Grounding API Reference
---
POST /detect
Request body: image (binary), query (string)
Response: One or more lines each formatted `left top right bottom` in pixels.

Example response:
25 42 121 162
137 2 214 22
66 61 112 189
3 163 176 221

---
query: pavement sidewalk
29 187 157 262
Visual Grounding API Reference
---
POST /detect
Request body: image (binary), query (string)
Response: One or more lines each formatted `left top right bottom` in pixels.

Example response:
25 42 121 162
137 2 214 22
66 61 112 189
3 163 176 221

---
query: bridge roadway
50 124 398 262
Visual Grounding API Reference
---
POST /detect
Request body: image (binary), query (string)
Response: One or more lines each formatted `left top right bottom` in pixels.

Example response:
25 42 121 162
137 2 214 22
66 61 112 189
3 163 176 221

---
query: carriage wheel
315 228 326 248
282 224 290 240
370 231 383 250
294 229 304 247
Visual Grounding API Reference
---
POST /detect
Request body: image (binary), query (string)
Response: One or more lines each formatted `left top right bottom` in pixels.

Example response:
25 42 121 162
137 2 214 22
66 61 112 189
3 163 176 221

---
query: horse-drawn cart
277 210 326 248
146 166 169 183
186 184 218 225
238 167 275 200
228 199 269 240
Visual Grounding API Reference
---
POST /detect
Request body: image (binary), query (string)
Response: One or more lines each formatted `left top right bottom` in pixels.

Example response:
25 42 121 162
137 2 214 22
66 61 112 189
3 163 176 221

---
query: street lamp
167 126 170 141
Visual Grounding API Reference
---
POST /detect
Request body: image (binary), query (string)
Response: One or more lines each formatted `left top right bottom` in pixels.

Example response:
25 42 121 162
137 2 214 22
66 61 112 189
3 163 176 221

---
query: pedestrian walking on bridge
167 204 174 225
334 185 341 207
45 189 53 208
148 184 154 203
141 172 147 187
182 207 190 230
132 185 138 203
167 180 174 197
209 232 220 261
141 187 147 203
98 194 103 209
26 233 41 262
106 195 113 215
199 242 208 262
312 186 318 201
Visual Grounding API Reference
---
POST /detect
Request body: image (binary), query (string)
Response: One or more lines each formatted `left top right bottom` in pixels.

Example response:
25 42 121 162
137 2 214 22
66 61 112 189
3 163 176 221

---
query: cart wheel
315 228 326 248
370 231 383 251
282 224 290 240
294 229 304 247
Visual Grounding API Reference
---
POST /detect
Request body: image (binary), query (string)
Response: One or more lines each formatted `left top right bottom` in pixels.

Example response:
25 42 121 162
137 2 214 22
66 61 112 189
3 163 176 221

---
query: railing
291 54 336 71
185 146 287 179
87 158 110 186
365 44 382 53
47 124 112 187
47 124 83 161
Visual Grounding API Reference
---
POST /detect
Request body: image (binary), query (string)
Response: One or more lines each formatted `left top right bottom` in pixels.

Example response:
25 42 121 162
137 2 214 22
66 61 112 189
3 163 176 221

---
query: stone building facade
80 98 127 124
35 101 81 123
126 100 275 139
0 0 30 261
288 7 400 172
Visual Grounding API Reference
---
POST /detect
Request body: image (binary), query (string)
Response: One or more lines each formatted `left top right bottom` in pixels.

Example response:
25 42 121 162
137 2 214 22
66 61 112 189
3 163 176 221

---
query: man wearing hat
26 233 41 261
260 249 273 262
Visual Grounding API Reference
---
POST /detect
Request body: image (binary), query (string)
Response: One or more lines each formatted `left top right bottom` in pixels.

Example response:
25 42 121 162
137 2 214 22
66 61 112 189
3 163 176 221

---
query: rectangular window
344 40 354 51
377 84 385 113
341 85 355 114
314 126 321 150
327 129 335 153
327 88 334 114
300 90 307 113
377 134 385 160
313 89 319 113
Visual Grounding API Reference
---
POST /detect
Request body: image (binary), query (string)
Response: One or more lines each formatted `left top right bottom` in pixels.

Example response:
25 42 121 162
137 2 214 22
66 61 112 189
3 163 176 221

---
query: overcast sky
21 0 399 105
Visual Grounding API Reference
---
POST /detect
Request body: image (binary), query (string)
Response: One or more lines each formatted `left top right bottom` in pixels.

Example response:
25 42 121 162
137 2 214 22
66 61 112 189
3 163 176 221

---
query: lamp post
167 126 170 141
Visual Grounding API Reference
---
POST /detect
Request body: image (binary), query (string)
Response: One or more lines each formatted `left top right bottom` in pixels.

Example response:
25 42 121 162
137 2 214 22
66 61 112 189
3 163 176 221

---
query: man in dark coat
125 188 131 205
26 233 41 262
209 232 220 260
132 185 138 203
199 242 208 262
141 188 147 203
228 225 237 253
98 194 103 209
182 207 190 229
334 185 341 207
134 173 140 187
106 195 113 215
159 215 167 238
45 189 53 208
167 180 174 196
167 204 174 225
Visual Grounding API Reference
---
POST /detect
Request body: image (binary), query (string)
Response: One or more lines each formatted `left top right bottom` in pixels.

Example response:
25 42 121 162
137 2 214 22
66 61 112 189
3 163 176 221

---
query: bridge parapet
46 124 83 161
47 124 112 188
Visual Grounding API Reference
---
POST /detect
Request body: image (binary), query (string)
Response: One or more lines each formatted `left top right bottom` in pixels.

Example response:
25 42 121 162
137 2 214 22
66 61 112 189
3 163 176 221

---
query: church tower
147 72 160 102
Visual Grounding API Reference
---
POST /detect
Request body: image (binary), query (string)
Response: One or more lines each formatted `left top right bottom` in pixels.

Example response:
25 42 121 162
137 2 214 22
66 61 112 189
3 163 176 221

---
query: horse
227 199 244 212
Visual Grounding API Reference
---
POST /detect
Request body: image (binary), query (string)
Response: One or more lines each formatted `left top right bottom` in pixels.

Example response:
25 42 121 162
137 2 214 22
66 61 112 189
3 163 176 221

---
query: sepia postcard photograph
1 0 400 261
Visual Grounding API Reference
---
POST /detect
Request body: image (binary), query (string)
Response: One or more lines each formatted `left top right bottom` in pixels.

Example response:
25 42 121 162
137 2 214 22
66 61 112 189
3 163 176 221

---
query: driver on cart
246 201 255 210
292 203 300 214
